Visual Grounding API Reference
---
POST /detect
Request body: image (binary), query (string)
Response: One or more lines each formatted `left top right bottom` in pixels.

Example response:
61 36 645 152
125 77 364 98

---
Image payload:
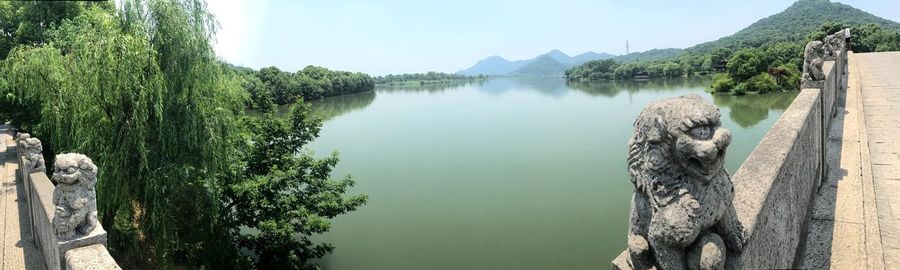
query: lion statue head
626 94 732 206
52 153 98 190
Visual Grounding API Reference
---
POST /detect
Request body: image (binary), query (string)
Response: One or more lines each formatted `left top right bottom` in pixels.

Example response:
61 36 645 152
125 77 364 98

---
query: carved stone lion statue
802 40 826 88
18 136 46 173
823 34 842 61
52 153 100 240
624 94 744 270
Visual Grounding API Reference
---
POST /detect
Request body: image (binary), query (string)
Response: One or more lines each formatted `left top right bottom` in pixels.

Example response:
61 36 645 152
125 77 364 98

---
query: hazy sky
207 0 900 76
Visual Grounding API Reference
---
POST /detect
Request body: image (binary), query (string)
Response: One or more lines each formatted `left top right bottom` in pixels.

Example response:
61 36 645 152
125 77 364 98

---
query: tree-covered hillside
687 0 900 54
610 48 684 63
567 0 900 95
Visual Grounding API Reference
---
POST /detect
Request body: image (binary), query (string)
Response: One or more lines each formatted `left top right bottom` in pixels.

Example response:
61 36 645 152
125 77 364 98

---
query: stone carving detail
17 134 46 173
801 40 826 88
823 33 842 61
624 94 744 270
16 132 30 141
52 153 100 240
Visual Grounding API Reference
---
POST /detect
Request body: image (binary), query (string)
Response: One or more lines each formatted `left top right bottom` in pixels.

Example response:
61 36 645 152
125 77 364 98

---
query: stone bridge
0 129 119 269
613 29 900 270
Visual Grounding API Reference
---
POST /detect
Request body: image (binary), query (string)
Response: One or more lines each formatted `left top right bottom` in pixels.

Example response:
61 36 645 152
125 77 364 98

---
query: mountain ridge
457 49 616 76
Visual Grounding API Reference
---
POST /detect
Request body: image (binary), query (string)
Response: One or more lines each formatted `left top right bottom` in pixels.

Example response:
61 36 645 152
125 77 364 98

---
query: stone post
49 153 110 269
15 133 42 241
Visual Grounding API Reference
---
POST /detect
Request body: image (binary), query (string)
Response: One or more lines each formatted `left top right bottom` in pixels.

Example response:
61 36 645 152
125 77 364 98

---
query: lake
299 77 796 270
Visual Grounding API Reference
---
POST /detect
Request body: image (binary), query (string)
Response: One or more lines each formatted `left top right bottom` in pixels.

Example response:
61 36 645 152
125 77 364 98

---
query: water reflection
566 77 713 97
566 77 797 128
274 76 800 127
711 92 797 128
376 80 487 94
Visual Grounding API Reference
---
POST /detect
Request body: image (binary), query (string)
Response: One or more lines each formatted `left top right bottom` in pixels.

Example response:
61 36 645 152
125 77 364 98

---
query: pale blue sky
207 0 900 76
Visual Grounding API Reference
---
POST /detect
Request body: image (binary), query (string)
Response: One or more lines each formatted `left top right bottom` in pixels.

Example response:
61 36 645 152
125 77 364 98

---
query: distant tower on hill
626 40 630 54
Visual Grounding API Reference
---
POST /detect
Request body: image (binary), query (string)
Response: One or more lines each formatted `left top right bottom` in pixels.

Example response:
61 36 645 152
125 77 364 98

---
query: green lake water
298 77 797 270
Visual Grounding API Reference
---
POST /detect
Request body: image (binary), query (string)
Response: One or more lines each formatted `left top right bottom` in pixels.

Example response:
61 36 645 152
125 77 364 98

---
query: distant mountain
687 0 900 54
508 55 570 76
611 48 684 63
572 52 617 63
456 56 526 76
457 49 616 76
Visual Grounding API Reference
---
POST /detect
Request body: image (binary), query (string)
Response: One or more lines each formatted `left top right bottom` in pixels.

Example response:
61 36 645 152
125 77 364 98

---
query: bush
732 82 749 96
768 65 801 91
711 74 736 93
727 48 766 81
746 73 779 94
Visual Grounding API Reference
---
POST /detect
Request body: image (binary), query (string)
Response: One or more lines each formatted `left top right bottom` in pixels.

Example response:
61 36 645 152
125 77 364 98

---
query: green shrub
732 82 749 95
746 72 779 94
711 74 735 93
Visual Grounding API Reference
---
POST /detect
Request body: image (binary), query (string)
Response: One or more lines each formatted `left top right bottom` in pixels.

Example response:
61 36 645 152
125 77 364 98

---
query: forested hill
610 48 684 63
687 0 900 54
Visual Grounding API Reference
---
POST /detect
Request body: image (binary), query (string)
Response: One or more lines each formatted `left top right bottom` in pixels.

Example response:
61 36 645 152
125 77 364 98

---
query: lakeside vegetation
231 65 375 110
375 71 487 86
566 0 900 95
0 1 366 269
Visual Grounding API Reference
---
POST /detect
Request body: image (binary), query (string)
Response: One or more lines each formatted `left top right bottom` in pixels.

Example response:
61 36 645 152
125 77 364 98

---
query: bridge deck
801 51 900 270
857 52 900 269
0 126 45 269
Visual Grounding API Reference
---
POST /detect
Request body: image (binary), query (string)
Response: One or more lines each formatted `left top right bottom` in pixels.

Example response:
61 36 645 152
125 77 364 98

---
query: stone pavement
800 51 900 269
857 52 900 270
0 125 45 269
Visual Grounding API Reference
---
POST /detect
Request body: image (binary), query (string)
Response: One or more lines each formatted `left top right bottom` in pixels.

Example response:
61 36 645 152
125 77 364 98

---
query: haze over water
300 77 796 270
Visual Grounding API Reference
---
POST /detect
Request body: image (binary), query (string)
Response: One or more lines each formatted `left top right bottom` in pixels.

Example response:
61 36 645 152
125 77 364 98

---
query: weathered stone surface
18 137 45 173
728 88 823 269
64 244 120 270
799 219 865 269
621 94 743 270
823 33 844 61
51 154 99 241
802 40 826 88
31 171 62 270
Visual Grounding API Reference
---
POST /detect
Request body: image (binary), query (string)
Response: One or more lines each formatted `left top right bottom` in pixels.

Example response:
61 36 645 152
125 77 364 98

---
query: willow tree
3 1 244 266
1 0 366 268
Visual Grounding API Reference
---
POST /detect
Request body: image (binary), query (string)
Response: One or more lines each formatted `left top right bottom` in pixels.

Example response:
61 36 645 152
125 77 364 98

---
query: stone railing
612 29 849 270
15 134 120 270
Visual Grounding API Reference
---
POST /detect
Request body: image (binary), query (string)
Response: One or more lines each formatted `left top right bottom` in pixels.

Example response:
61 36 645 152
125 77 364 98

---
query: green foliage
0 1 113 59
732 82 748 96
375 71 484 85
688 0 900 54
0 1 367 268
768 64 801 91
806 21 848 42
564 0 900 94
727 48 766 81
710 74 735 93
565 59 618 81
745 73 779 94
239 65 375 106
851 23 900 53
612 48 684 63
226 103 368 269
